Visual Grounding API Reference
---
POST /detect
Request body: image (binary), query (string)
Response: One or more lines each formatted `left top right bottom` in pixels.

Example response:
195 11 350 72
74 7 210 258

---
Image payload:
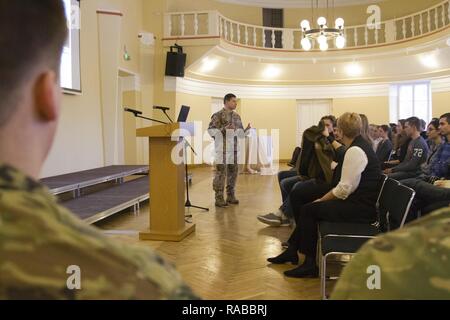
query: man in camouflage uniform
208 94 251 207
0 1 197 300
331 207 450 299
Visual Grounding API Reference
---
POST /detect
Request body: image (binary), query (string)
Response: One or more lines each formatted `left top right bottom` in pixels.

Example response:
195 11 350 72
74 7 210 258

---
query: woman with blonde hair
268 112 383 278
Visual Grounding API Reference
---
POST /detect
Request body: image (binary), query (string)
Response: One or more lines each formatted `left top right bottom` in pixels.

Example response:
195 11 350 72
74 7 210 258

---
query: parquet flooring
95 166 321 300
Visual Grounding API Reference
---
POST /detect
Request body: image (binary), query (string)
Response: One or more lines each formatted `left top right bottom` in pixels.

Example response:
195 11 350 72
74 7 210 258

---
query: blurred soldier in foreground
0 0 197 300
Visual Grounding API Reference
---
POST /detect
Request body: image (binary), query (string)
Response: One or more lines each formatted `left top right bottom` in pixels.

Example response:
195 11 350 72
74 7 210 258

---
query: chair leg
321 255 327 300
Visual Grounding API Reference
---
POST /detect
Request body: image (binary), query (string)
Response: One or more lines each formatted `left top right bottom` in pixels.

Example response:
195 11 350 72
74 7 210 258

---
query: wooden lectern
137 122 195 241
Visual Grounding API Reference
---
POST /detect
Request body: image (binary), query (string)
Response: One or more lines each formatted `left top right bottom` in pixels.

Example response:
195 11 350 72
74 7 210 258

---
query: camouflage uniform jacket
0 163 198 300
331 208 450 300
208 108 247 156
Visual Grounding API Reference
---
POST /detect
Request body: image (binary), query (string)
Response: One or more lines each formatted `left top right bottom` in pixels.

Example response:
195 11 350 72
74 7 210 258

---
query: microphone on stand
153 106 170 111
124 107 143 116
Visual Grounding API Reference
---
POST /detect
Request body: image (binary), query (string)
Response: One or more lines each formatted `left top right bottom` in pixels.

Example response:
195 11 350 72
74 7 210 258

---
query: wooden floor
95 166 321 300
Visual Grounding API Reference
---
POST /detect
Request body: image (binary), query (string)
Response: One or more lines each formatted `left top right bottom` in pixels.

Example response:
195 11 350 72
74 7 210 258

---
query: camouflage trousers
213 164 239 196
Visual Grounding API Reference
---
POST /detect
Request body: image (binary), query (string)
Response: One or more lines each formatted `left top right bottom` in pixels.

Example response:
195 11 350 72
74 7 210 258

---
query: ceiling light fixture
300 0 345 51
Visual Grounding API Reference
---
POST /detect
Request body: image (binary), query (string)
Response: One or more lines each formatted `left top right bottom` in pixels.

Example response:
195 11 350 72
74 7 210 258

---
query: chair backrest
374 175 388 226
378 178 415 232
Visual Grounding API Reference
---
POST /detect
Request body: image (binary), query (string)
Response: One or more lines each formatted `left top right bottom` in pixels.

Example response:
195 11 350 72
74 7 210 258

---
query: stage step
41 165 148 195
61 176 149 224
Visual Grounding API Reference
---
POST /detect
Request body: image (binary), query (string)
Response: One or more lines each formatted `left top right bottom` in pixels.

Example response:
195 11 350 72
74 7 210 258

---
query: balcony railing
164 0 449 50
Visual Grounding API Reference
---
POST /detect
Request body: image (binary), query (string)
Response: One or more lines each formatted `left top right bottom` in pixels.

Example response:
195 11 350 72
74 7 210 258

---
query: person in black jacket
376 125 393 162
267 113 383 278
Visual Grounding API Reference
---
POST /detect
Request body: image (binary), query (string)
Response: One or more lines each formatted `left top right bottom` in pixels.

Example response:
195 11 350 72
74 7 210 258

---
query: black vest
347 135 383 206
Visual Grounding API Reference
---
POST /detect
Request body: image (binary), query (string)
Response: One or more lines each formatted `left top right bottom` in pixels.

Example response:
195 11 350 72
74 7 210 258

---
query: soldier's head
0 0 67 178
224 93 237 111
439 113 450 138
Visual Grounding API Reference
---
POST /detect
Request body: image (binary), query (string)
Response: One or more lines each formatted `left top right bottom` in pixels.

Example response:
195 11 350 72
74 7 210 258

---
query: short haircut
380 125 390 133
320 115 337 127
440 113 450 124
337 113 362 139
405 117 421 131
420 119 427 131
224 93 237 104
398 119 406 128
0 0 67 126
429 118 440 130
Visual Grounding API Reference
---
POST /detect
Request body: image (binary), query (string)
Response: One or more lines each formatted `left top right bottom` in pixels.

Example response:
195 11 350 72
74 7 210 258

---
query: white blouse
332 146 368 200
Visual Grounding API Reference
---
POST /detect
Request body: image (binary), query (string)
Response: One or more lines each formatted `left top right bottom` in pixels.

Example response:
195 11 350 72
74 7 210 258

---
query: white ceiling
215 0 385 9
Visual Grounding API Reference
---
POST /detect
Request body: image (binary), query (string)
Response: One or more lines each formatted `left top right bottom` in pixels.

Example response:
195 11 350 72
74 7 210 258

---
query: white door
296 99 332 146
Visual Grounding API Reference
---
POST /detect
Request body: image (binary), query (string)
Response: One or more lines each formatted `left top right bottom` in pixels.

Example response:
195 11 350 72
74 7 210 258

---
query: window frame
389 81 432 123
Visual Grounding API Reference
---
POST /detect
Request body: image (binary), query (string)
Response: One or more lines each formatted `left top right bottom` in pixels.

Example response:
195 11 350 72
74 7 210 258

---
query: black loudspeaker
165 44 186 77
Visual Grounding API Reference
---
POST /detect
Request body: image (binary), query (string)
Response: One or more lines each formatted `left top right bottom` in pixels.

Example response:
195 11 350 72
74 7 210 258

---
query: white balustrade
163 0 449 51
180 14 185 36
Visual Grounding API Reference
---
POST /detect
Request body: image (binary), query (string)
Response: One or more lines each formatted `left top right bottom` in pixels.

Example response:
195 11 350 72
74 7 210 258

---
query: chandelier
300 0 346 51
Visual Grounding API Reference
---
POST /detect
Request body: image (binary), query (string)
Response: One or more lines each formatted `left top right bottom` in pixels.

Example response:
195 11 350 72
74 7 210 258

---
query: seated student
257 115 336 227
384 117 429 181
267 113 383 278
370 124 382 152
401 113 450 214
331 207 450 300
286 112 376 226
376 125 393 163
0 1 197 300
268 113 370 235
389 119 410 164
421 118 445 178
420 118 428 141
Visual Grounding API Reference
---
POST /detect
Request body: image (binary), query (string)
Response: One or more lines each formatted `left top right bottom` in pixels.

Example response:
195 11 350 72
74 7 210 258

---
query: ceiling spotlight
420 53 438 68
346 63 363 76
200 58 218 72
263 65 281 78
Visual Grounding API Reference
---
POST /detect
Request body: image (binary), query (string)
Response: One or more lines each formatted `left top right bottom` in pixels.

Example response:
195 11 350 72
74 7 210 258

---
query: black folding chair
318 178 415 299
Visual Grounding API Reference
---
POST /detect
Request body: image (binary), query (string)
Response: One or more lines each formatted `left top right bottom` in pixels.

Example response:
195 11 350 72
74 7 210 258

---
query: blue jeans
277 170 301 217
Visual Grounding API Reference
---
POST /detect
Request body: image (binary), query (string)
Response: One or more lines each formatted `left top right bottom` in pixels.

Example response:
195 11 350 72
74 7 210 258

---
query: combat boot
215 194 228 208
226 193 239 205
